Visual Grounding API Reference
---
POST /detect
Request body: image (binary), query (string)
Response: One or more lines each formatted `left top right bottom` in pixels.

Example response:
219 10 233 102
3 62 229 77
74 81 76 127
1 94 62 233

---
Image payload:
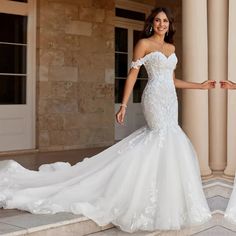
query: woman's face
153 11 169 36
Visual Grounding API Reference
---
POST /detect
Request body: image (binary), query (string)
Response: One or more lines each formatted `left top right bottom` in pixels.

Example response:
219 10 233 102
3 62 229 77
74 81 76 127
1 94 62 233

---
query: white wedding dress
225 175 236 223
0 51 211 232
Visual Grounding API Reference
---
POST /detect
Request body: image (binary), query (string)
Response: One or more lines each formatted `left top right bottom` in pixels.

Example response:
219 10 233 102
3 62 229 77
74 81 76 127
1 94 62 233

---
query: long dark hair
141 7 175 43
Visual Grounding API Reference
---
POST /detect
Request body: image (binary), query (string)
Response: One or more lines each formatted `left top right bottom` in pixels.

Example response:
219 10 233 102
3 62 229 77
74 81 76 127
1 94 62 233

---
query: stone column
224 0 236 176
208 0 228 171
182 0 211 176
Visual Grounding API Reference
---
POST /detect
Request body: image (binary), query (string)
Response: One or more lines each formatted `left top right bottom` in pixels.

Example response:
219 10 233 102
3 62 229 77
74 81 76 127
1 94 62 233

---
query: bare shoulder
133 39 148 61
136 38 149 48
165 43 175 54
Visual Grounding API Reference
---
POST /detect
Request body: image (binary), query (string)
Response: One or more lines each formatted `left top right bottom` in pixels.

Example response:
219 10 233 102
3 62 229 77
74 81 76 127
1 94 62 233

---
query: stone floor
0 149 236 235
0 147 107 170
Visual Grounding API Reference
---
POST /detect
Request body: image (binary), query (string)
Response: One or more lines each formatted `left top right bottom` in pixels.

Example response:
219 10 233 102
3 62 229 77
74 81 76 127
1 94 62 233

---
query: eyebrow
154 17 168 20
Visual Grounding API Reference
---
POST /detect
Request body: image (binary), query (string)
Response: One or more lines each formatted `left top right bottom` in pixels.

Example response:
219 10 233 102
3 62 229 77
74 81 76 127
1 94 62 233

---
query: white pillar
208 0 228 171
224 0 236 176
182 0 211 176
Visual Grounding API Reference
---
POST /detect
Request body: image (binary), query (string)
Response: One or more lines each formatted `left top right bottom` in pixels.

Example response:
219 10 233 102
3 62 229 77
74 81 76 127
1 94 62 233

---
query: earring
149 25 153 34
166 31 169 36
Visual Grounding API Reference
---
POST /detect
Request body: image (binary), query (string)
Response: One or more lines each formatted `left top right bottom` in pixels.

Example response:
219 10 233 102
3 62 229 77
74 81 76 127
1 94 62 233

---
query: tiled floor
0 211 112 235
89 228 160 235
89 226 236 236
208 196 229 212
193 226 236 236
0 209 25 219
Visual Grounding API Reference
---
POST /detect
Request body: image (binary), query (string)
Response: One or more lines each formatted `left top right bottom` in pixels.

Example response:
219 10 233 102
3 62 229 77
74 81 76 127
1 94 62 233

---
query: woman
0 7 214 233
220 80 236 222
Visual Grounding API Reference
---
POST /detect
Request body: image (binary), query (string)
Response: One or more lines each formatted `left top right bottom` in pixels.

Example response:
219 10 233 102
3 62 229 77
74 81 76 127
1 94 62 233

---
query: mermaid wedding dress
0 51 211 232
225 175 236 223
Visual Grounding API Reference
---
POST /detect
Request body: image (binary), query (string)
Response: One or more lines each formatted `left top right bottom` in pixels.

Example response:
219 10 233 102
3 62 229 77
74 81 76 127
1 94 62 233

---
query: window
10 0 28 2
115 27 128 103
115 27 148 104
116 8 146 21
133 30 147 103
0 13 27 104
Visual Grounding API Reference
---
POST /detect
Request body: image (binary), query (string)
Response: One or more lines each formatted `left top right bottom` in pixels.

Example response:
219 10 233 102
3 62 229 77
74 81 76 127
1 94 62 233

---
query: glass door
115 27 148 140
0 13 27 105
0 0 36 151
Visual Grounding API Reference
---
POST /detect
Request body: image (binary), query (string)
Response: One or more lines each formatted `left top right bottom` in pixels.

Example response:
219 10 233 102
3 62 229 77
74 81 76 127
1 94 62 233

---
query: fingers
220 81 227 89
116 113 122 124
209 80 216 83
205 80 216 89
205 80 236 89
210 80 216 88
120 113 124 124
220 80 232 89
116 111 125 125
220 80 228 83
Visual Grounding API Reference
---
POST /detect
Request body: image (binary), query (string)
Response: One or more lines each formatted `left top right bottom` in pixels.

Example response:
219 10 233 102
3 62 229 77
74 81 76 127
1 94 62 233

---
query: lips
157 28 167 32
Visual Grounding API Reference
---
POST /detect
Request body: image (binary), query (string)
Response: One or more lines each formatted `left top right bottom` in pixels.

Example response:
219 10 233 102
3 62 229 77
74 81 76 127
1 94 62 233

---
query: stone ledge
0 212 113 236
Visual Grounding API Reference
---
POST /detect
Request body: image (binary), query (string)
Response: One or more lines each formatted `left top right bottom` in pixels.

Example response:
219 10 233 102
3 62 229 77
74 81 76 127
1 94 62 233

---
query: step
87 228 161 236
0 211 113 236
87 212 225 236
203 177 233 199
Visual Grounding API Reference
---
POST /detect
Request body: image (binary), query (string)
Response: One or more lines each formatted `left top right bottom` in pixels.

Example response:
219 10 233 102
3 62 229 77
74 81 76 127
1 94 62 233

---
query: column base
200 167 212 178
224 166 236 178
209 162 227 172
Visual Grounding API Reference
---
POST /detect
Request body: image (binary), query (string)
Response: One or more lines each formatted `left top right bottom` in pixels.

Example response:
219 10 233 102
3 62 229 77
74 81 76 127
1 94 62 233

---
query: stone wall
37 0 115 151
135 0 156 5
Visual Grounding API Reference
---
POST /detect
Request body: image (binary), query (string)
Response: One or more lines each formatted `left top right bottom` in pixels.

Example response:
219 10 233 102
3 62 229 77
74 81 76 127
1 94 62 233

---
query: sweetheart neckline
141 51 176 60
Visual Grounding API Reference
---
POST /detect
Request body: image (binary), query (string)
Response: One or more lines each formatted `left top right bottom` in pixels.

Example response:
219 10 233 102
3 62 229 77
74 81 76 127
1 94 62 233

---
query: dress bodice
131 51 177 80
131 51 178 131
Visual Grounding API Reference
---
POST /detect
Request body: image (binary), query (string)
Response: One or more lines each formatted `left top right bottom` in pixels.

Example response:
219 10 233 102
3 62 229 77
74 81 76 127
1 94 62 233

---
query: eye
164 19 169 22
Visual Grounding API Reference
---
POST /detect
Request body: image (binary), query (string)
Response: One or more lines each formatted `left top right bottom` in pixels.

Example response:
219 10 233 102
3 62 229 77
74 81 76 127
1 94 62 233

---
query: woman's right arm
116 40 147 124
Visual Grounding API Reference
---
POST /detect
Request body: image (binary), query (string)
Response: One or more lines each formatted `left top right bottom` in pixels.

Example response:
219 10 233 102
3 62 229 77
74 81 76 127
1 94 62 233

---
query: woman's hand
200 80 216 89
116 106 126 124
220 80 236 89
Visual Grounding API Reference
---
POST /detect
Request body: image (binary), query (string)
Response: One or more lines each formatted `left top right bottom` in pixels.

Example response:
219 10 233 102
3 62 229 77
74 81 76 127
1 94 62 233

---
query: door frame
0 0 36 152
114 0 152 140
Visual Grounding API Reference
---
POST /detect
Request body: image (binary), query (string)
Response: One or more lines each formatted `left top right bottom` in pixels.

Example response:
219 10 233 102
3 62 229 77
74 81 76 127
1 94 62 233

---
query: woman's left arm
173 73 216 89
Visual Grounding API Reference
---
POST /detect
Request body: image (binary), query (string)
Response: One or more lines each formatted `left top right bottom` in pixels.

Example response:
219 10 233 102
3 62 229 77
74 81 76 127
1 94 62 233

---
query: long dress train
225 174 236 223
0 51 211 233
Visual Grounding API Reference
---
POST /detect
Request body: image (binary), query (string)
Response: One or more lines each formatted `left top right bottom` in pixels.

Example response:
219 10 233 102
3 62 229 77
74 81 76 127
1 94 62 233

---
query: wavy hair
141 7 175 43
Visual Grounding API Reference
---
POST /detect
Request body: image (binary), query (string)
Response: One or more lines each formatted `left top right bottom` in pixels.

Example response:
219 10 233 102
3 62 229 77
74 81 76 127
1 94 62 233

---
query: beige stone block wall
37 0 115 151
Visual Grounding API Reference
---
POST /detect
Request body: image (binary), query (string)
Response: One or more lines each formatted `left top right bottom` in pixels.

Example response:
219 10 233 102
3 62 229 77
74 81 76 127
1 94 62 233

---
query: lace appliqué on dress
130 58 145 69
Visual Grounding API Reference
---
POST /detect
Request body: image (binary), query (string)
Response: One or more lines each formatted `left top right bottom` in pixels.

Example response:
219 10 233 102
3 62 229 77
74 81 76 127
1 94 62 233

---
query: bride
220 80 236 223
0 7 215 233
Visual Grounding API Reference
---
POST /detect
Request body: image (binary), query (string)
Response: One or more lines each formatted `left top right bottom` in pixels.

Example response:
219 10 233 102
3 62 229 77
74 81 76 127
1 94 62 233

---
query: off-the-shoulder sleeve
130 58 145 69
